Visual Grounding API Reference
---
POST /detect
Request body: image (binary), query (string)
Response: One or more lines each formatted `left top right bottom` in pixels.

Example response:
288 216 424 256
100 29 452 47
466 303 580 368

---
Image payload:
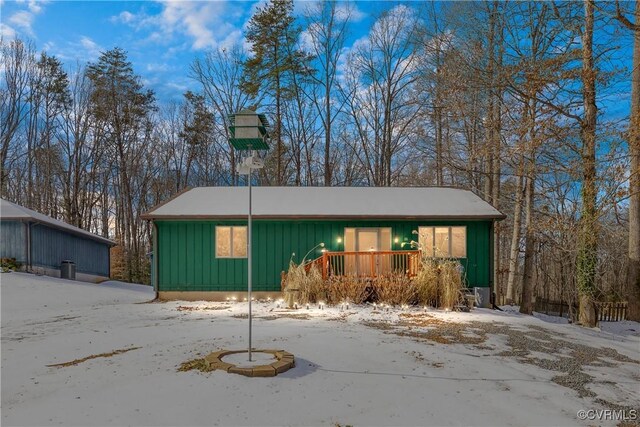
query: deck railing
306 250 421 280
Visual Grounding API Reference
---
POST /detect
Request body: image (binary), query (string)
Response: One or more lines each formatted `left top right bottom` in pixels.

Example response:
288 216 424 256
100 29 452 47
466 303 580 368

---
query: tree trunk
506 165 525 304
520 172 535 315
627 0 640 321
324 61 332 186
577 0 599 327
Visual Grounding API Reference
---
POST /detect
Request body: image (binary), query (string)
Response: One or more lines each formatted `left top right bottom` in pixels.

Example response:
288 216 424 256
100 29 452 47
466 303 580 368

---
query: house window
216 226 247 258
418 226 466 258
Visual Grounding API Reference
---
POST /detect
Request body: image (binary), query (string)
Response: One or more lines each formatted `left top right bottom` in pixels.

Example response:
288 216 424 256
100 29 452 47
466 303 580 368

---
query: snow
222 352 276 367
0 198 114 245
2 272 639 426
142 186 505 219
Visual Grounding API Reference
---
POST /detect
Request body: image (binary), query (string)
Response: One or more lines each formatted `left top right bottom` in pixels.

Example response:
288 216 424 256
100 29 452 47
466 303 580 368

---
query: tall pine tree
86 47 155 282
242 0 312 185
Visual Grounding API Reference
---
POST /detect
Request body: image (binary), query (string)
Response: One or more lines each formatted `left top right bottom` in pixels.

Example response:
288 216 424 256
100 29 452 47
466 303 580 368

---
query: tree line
0 0 638 325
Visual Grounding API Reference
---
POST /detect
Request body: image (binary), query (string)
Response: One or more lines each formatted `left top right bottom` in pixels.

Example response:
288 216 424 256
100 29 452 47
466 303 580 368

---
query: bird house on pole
228 109 270 151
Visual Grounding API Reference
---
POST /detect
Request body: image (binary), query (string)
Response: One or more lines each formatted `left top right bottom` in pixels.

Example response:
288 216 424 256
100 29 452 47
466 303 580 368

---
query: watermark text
577 409 637 422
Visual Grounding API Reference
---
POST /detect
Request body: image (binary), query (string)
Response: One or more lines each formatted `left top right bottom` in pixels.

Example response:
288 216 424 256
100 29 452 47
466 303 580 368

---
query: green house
142 187 505 301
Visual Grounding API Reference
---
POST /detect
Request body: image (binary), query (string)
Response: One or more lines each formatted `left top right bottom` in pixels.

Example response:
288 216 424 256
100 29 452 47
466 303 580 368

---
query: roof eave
143 214 506 221
1 217 116 246
141 187 193 220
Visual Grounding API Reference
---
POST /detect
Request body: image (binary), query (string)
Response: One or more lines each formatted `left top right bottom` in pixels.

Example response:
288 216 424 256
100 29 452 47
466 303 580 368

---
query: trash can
474 287 491 308
61 260 76 280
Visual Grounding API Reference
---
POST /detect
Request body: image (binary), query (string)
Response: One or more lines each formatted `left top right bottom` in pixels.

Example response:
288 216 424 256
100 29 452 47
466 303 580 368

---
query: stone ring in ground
204 349 295 377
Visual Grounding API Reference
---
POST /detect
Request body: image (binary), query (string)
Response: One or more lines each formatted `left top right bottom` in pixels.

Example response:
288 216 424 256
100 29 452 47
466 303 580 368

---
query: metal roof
0 198 115 245
142 187 505 220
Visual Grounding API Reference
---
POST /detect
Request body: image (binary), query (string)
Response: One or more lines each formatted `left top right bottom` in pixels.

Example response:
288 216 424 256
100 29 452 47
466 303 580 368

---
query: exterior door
357 230 379 252
344 228 391 276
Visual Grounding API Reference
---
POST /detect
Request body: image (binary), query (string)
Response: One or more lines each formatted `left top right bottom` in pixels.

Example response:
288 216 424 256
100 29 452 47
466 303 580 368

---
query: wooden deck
306 250 421 280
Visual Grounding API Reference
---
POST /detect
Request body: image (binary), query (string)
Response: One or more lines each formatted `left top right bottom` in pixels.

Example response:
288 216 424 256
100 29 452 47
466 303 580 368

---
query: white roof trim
143 187 504 220
0 198 115 245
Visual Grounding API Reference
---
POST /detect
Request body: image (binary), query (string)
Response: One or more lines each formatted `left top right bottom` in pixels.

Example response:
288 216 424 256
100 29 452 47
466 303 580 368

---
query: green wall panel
156 219 493 292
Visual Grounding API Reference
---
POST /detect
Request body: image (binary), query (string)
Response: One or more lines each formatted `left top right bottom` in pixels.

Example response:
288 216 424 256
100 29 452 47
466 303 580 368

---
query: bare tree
0 39 34 196
576 0 599 326
340 5 423 186
190 46 254 186
304 0 351 186
614 0 640 321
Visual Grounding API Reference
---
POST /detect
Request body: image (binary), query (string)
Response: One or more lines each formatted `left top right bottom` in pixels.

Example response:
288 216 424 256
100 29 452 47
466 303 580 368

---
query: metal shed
0 198 115 281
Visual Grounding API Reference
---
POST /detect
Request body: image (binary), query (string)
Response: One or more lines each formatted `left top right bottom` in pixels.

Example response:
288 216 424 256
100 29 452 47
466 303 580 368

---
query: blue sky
0 0 633 119
0 0 383 101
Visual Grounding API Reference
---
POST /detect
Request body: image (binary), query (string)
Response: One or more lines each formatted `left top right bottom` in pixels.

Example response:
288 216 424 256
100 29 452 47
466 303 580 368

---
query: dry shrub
372 273 416 306
283 261 325 307
439 260 464 310
301 264 325 303
415 258 439 306
412 259 465 309
325 275 370 305
283 261 303 308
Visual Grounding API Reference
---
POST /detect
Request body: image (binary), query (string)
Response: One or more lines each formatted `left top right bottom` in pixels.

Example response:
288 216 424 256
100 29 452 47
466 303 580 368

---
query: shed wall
157 219 492 292
31 224 110 276
0 220 27 262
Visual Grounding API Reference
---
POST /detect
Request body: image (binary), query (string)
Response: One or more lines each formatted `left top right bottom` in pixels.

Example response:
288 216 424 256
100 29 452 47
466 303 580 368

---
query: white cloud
44 36 103 62
299 25 316 53
335 3 366 23
6 0 48 37
146 62 171 72
79 36 102 59
111 1 247 52
0 23 17 40
26 0 44 13
110 11 136 24
9 10 35 36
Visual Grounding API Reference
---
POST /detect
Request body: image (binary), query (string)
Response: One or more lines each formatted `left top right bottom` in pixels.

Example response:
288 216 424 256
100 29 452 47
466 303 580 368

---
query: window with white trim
418 226 466 258
215 226 247 258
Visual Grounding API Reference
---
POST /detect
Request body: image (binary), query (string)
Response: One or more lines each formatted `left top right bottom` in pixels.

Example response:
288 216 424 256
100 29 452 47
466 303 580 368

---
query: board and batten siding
30 224 110 276
0 220 28 262
156 219 492 292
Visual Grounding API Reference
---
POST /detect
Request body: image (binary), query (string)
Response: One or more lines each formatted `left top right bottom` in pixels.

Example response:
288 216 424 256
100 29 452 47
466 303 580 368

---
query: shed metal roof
0 198 115 245
142 187 505 220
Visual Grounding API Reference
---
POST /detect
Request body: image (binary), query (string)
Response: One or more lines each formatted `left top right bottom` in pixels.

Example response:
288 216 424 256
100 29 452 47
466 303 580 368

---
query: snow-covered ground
2 272 639 427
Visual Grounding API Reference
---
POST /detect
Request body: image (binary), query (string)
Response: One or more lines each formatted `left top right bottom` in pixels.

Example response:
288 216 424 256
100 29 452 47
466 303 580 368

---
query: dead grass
371 273 416 306
231 313 311 320
365 313 486 345
177 305 228 312
414 259 439 306
326 275 370 304
413 259 464 309
283 262 325 307
439 262 464 309
283 257 465 309
178 358 213 372
46 347 141 368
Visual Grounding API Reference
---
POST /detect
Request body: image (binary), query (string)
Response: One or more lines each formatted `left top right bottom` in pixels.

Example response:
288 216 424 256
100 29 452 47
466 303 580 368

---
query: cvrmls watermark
577 409 637 421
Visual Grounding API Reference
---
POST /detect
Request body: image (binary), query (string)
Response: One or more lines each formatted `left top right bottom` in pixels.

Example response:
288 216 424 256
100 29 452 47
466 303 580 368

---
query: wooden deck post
370 252 375 278
322 251 328 280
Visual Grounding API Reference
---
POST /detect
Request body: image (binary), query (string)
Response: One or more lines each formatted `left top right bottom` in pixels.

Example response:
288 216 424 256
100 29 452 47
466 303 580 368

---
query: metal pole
248 150 253 362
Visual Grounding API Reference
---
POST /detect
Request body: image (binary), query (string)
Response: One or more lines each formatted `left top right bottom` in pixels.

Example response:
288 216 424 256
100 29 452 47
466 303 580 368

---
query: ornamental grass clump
325 274 369 305
414 258 439 307
283 261 303 308
283 261 325 307
412 258 464 310
372 273 416 306
438 260 464 310
300 264 325 304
